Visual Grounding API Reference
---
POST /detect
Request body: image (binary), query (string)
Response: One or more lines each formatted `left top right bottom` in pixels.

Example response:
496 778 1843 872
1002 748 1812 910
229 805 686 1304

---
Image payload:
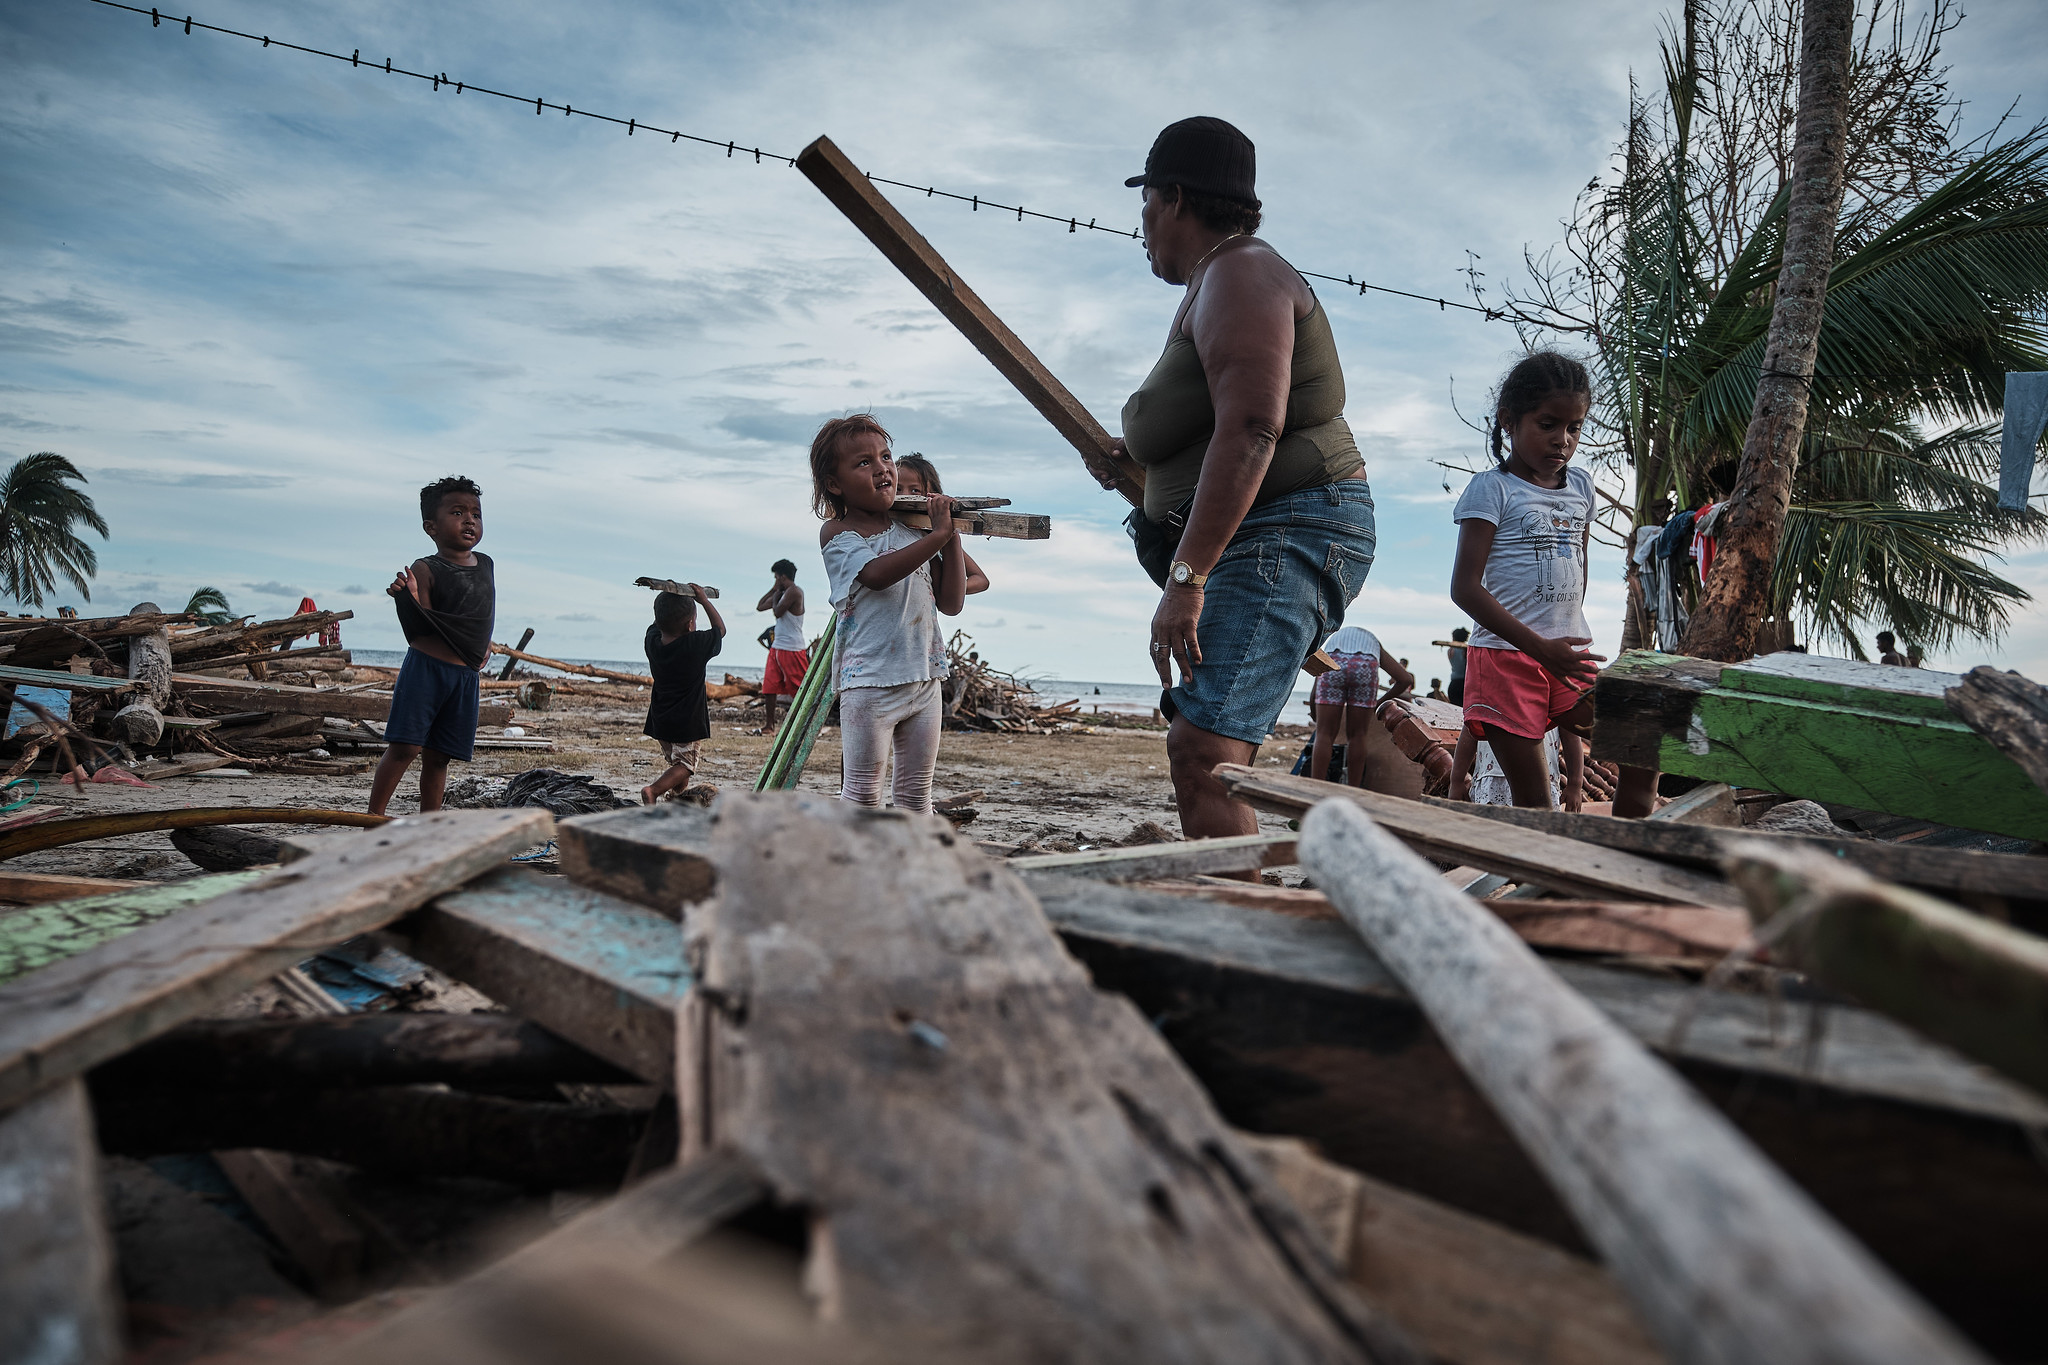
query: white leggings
838 678 943 814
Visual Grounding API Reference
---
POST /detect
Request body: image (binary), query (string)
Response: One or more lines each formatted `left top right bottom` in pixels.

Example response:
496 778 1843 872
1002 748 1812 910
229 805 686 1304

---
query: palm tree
184 586 236 626
0 453 109 610
1489 0 2048 657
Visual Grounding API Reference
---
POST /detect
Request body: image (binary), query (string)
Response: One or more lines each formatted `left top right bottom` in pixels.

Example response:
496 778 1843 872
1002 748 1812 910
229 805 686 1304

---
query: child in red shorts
1449 353 1604 808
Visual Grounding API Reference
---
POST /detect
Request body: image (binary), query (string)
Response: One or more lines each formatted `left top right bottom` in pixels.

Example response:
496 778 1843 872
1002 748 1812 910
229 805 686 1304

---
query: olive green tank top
1120 289 1364 522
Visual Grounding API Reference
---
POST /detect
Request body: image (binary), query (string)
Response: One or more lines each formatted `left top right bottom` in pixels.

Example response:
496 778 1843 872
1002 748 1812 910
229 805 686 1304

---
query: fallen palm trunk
1724 840 2048 1098
1297 798 1984 1365
110 602 172 748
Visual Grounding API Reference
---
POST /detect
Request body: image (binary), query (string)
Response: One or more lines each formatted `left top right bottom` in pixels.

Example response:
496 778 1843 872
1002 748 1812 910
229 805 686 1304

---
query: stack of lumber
0 607 515 777
940 632 1084 732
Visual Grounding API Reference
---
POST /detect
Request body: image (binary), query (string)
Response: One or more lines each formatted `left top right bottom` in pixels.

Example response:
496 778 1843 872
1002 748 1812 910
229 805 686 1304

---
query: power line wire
82 0 1503 320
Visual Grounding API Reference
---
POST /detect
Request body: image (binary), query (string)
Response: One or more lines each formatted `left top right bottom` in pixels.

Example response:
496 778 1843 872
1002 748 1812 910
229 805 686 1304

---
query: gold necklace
1186 233 1242 279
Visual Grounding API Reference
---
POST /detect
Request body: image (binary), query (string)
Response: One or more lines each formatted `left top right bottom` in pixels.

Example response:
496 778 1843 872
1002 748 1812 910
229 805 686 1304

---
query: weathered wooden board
1297 799 1983 1365
895 508 1052 539
399 867 688 1083
0 871 266 984
683 792 1417 1361
1412 796 2048 908
1011 831 1298 881
1946 666 2048 797
1037 877 2048 1357
0 1078 120 1365
174 673 514 727
0 808 549 1112
1212 765 1740 907
0 663 132 693
0 869 151 905
1593 651 2048 840
213 1149 365 1299
554 803 715 917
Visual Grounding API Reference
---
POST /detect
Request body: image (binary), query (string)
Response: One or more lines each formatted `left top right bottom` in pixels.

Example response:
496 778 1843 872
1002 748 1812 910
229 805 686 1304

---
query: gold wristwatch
1168 560 1209 588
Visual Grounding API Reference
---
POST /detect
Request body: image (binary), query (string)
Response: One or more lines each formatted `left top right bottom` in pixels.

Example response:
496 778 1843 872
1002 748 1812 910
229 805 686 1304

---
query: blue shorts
386 647 481 761
1165 481 1377 746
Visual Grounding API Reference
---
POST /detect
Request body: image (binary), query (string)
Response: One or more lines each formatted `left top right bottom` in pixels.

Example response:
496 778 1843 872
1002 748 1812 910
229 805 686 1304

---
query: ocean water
354 651 1317 723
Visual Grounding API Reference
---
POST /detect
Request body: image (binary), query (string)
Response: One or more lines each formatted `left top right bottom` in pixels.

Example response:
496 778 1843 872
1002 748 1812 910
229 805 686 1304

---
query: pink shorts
1462 646 1588 740
1311 651 1379 709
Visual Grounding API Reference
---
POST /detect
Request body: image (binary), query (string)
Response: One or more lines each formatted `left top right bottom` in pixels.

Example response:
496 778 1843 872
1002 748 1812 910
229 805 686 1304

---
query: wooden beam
0 808 550 1113
1647 781 1737 826
1296 799 1984 1365
178 643 347 674
213 1149 365 1299
0 663 132 693
0 1079 121 1365
894 508 1052 540
397 867 689 1083
483 645 649 687
796 135 1146 506
554 803 716 917
1409 795 2048 909
682 792 1414 1361
173 672 511 727
1726 839 2048 1098
1945 666 2048 797
1592 651 2048 841
0 808 387 863
0 869 151 905
892 495 1011 512
632 577 721 599
1212 765 1740 907
1011 831 1297 881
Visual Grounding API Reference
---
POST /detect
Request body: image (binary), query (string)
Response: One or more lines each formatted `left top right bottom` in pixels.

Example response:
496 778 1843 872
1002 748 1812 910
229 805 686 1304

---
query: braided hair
1491 352 1591 463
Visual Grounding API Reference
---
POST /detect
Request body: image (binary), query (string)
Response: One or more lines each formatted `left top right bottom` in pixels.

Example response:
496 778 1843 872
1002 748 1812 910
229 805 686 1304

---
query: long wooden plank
0 872 266 984
1012 831 1297 881
0 663 132 693
1297 799 1983 1365
895 508 1052 540
0 808 387 862
1212 765 1740 907
1592 651 2048 840
0 807 550 1113
796 134 1146 505
0 869 151 905
555 803 715 916
398 867 689 1082
174 673 513 727
0 1079 120 1365
683 792 1415 1361
1413 796 2048 905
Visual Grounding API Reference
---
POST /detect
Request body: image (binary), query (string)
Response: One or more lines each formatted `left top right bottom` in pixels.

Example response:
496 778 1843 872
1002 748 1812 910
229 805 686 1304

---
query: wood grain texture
402 866 688 1083
0 871 267 984
555 803 716 917
1213 765 1739 907
0 870 151 905
1298 798 1985 1365
1946 665 2048 797
796 134 1146 506
173 673 513 727
895 509 1052 539
0 1078 120 1365
0 808 549 1113
1012 831 1298 881
683 791 1419 1362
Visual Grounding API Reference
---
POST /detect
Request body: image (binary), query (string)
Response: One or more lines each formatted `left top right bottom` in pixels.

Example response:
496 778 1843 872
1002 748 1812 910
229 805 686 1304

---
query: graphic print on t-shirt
1522 505 1587 605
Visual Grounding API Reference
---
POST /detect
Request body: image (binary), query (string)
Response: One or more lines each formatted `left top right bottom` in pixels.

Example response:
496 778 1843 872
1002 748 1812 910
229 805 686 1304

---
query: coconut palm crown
0 453 109 610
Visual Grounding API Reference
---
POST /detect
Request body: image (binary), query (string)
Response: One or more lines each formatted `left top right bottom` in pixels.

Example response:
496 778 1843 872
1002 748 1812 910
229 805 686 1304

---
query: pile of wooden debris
0 605 547 782
941 631 1084 733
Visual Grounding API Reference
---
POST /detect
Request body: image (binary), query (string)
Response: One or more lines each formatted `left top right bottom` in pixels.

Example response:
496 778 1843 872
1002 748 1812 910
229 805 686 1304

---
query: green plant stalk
774 642 837 792
752 616 835 792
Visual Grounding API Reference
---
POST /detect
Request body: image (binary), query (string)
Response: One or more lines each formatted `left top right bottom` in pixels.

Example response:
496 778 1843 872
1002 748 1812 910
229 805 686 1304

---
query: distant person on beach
1309 625 1413 789
369 477 494 817
1427 678 1446 701
814 415 966 814
641 585 725 805
1877 631 1907 666
896 455 990 595
1446 627 1469 705
1449 353 1601 810
1088 116 1375 843
755 559 808 734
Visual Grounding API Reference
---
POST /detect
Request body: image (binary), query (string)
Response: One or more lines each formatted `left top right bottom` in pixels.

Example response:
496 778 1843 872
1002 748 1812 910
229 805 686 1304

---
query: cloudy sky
4 0 2044 684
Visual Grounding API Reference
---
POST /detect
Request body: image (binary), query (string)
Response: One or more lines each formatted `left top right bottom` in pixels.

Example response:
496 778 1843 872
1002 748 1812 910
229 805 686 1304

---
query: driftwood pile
0 605 526 780
941 632 1084 733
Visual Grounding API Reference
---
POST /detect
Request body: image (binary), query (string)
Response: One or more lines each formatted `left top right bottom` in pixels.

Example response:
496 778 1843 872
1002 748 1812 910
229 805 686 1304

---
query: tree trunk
110 600 171 749
1678 0 1854 662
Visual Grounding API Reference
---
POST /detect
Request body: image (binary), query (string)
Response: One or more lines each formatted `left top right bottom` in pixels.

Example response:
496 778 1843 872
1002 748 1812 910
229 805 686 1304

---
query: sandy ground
7 688 1316 880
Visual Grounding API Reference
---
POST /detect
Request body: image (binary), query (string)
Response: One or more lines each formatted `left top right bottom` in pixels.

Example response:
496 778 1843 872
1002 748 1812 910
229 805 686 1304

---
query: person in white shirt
1308 624 1414 788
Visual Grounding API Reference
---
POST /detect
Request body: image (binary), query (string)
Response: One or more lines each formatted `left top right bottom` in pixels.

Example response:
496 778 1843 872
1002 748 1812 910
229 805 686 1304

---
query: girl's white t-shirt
1451 465 1595 650
822 521 950 690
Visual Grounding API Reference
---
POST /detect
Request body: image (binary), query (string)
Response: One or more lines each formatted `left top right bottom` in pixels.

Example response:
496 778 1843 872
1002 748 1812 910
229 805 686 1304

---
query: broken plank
1297 799 1982 1365
214 1149 365 1299
0 808 387 863
1213 765 1739 907
683 792 1415 1362
0 808 550 1113
891 494 1011 512
0 871 267 984
0 869 150 905
1011 831 1297 881
1417 795 2048 907
895 508 1052 539
397 866 688 1083
1593 650 2048 841
1647 781 1737 826
631 577 720 599
484 645 649 687
0 1078 121 1365
554 803 715 917
0 663 133 693
174 673 513 727
1946 666 2048 798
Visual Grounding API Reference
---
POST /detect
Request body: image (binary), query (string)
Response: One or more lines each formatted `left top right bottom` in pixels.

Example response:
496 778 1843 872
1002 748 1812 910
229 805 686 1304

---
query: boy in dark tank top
368 476 496 816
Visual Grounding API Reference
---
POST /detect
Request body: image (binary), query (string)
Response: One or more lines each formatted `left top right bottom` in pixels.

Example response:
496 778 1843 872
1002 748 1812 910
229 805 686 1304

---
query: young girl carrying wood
895 455 991 596
813 417 967 814
1448 353 1603 809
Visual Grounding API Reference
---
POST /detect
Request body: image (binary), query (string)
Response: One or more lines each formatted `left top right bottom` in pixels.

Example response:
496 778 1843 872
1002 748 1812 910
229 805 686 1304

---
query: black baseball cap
1125 116 1259 208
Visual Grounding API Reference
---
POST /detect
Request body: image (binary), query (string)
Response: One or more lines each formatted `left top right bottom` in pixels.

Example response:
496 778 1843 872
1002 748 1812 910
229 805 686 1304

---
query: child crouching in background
813 416 965 814
641 584 725 805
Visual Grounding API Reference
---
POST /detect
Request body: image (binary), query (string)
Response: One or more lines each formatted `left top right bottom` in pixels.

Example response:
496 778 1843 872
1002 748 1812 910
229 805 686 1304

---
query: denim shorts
1165 480 1377 745
386 647 481 761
